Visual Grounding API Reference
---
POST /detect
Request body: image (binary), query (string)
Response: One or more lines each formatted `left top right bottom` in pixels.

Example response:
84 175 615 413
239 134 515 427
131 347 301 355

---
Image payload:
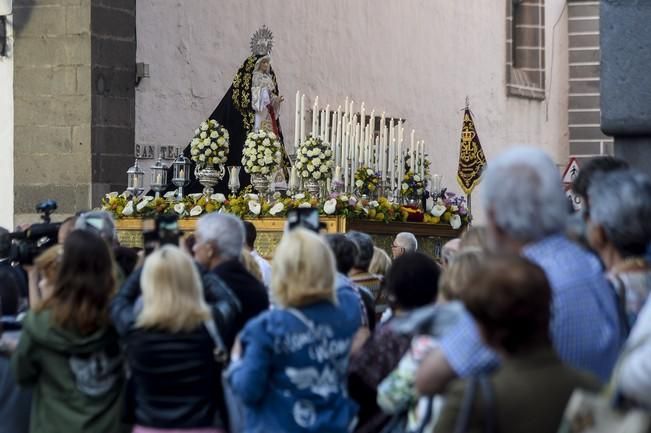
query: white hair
481 147 568 243
588 170 651 257
395 232 418 252
195 213 244 260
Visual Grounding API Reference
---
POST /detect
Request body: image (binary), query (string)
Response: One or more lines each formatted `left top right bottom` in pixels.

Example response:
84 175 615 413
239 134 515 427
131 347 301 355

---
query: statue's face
259 59 270 73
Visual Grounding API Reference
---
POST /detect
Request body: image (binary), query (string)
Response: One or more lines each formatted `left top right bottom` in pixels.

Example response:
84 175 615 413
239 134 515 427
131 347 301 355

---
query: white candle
300 94 306 144
312 96 319 137
410 130 415 172
420 140 425 179
294 91 300 151
325 105 330 142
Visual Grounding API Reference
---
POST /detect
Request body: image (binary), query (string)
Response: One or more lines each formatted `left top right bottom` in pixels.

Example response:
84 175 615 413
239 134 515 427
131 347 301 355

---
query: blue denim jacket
228 301 359 433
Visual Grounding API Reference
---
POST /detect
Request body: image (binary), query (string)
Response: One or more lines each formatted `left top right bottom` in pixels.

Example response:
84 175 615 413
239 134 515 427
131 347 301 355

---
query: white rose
122 201 134 216
325 149 332 157
269 202 285 216
450 214 462 230
210 193 226 203
248 201 261 215
105 192 118 199
218 151 225 157
401 182 409 191
205 149 212 156
210 131 218 138
264 148 272 156
200 131 207 139
356 180 364 188
302 148 309 155
307 149 314 157
294 193 305 200
367 169 374 176
369 200 379 208
190 205 203 216
320 165 328 173
323 198 337 215
261 167 269 174
209 119 217 126
263 138 270 146
264 156 274 164
200 122 208 131
199 155 206 161
313 171 321 179
313 158 321 166
302 170 309 178
431 204 446 217
210 142 217 150
191 138 200 145
414 175 421 182
298 202 312 208
296 161 303 169
339 195 348 201
218 137 225 145
194 128 200 135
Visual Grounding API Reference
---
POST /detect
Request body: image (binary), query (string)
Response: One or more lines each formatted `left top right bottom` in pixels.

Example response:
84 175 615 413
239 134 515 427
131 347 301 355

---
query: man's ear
587 221 607 251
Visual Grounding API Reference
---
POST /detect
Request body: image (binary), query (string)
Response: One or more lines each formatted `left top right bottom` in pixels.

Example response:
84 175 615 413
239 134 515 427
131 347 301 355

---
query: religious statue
251 55 284 135
177 26 289 193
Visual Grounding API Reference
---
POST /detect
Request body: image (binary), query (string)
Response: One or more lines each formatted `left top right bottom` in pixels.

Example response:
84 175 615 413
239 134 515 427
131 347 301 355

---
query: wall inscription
135 144 182 160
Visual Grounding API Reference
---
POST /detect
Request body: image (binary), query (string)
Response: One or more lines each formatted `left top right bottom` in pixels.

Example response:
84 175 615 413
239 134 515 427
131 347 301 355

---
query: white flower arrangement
242 130 282 175
295 135 334 181
190 119 230 168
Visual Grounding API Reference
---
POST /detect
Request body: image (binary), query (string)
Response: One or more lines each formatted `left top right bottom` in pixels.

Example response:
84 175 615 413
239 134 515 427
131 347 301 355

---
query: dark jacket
110 266 238 429
11 310 125 433
213 258 269 348
1 341 31 433
434 347 600 433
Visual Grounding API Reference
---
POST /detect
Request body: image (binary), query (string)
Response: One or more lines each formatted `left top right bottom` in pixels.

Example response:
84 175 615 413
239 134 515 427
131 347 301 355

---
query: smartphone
287 208 320 233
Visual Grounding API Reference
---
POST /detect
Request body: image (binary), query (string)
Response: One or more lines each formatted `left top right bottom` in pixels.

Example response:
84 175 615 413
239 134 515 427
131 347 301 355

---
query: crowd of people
1 146 651 433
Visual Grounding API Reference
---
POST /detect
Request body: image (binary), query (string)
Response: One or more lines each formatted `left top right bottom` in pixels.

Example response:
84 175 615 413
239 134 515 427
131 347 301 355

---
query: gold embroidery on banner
456 109 487 195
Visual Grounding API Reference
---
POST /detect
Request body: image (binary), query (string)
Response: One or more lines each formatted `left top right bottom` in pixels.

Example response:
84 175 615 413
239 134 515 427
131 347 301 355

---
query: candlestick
179 168 184 178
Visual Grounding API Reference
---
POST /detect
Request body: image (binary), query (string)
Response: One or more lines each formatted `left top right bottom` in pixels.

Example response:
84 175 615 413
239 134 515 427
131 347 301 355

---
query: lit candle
179 168 185 178
133 176 138 188
156 173 162 185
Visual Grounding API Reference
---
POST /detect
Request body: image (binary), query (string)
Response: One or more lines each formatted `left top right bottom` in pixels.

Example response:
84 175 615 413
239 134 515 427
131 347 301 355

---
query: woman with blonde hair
369 246 391 277
27 244 63 308
228 228 359 433
111 245 228 433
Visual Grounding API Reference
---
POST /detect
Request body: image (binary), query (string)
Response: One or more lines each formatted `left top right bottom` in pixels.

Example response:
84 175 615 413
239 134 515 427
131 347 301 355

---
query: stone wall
12 0 135 222
90 0 135 204
13 0 92 221
568 0 612 161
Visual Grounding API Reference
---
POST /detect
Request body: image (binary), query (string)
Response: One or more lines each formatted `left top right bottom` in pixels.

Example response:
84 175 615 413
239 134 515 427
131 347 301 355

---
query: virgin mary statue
178 26 289 193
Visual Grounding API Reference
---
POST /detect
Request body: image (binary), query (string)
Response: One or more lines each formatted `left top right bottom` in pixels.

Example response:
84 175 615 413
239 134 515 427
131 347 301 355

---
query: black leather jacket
110 264 240 429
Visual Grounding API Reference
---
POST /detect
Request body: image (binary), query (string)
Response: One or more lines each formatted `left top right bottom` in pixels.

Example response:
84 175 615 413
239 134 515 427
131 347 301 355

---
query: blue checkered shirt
440 234 623 382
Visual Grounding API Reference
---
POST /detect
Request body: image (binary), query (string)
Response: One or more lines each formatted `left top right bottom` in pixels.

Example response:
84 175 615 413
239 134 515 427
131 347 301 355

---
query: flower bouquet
190 119 229 195
400 171 425 199
354 167 381 197
190 119 229 168
295 135 334 196
242 130 282 195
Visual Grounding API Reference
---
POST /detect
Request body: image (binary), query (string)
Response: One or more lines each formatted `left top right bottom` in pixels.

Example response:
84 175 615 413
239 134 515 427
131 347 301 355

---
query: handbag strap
453 375 495 433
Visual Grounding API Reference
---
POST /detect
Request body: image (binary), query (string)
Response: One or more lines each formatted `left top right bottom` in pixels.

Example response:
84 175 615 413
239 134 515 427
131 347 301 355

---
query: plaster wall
135 0 570 220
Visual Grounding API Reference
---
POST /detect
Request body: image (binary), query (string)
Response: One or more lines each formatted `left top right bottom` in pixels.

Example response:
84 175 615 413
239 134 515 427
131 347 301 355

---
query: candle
325 104 330 142
179 168 185 178
295 94 301 150
312 96 319 137
410 130 415 172
133 176 138 188
300 94 306 144
156 173 162 185
335 165 341 181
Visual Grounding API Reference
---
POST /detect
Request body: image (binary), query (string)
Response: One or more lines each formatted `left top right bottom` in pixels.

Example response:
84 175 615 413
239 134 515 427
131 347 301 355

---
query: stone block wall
91 0 135 204
13 0 135 221
13 0 92 219
568 0 612 159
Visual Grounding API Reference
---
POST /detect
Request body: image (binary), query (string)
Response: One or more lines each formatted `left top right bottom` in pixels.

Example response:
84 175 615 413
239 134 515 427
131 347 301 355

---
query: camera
9 200 61 265
143 214 181 256
287 208 323 233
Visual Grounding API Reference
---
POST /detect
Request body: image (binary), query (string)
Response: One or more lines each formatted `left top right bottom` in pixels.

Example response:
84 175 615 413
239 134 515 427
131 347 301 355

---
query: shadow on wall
10 0 34 36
